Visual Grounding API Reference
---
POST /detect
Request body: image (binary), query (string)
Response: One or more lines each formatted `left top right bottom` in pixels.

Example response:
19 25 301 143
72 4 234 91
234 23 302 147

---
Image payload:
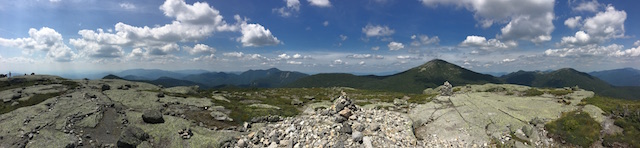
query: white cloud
362 24 395 37
339 34 347 41
396 55 421 60
564 16 582 29
410 34 440 46
69 38 123 58
238 23 281 47
183 44 216 55
583 5 626 41
308 0 331 7
634 40 640 46
387 42 404 51
287 60 302 65
420 0 554 44
544 44 624 57
345 54 383 59
119 2 136 10
332 59 345 65
371 46 380 51
278 53 291 60
559 31 594 47
146 43 180 55
559 5 626 47
128 48 144 58
0 27 75 62
502 58 516 62
323 21 329 26
573 0 601 12
613 46 640 57
358 61 365 65
274 0 301 17
223 52 244 58
460 35 515 51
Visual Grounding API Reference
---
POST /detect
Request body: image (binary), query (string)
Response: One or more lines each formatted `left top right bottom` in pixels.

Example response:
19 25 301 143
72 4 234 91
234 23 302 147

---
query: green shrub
545 111 601 147
523 88 543 96
584 96 640 147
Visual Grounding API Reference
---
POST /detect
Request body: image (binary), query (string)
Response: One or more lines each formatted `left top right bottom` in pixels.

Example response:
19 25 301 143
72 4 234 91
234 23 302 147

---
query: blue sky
1 0 639 75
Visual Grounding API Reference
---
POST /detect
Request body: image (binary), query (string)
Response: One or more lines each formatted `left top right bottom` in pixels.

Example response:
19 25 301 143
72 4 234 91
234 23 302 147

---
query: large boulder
142 110 165 124
117 126 150 148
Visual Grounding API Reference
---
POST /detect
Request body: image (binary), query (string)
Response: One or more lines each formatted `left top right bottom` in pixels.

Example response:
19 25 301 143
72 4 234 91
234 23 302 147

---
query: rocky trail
0 75 624 148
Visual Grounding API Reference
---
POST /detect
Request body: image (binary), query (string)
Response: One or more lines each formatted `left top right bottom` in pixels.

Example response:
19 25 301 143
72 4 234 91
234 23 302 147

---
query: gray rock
362 136 373 148
210 111 233 122
340 123 352 134
10 101 19 106
338 108 352 118
157 92 164 98
101 84 111 91
440 81 453 96
142 110 164 124
290 99 303 106
393 98 407 106
117 126 149 148
352 131 363 143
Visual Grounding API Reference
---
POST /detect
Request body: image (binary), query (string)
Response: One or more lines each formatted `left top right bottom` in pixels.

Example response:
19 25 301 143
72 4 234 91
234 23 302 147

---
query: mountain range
100 59 640 100
589 68 640 87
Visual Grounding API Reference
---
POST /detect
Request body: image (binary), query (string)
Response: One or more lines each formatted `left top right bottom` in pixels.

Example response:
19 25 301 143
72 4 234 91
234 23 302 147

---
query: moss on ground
523 88 543 96
545 111 601 147
582 96 640 147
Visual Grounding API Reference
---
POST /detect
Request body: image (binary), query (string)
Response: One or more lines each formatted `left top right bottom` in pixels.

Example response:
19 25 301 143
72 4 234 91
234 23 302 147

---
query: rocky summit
0 75 630 147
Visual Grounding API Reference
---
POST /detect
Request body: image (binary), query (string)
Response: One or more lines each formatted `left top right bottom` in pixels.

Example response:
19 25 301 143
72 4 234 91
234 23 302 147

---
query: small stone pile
233 92 419 148
440 81 453 96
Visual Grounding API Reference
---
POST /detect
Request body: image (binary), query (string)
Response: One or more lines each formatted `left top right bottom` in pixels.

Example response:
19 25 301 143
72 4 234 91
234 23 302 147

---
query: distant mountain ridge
589 68 640 87
287 59 502 93
109 68 309 88
500 68 640 99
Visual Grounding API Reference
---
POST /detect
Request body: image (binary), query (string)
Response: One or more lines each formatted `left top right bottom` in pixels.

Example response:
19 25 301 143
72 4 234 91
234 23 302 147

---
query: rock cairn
233 92 418 148
440 81 453 96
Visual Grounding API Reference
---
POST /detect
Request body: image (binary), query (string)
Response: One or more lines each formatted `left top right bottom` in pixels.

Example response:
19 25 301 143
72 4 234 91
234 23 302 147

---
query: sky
1 0 639 75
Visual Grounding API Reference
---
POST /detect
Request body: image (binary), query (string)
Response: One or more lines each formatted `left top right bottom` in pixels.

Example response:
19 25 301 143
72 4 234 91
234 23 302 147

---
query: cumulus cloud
634 40 640 46
387 42 404 51
420 0 554 44
564 16 582 29
0 27 75 62
71 0 280 61
460 36 515 51
362 24 395 37
323 21 329 26
70 38 123 58
238 23 281 47
183 44 216 55
559 5 626 47
119 2 136 9
273 0 301 17
223 52 244 58
308 0 331 7
544 44 624 57
573 0 601 12
410 34 440 46
559 31 595 47
358 61 365 65
583 6 626 40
